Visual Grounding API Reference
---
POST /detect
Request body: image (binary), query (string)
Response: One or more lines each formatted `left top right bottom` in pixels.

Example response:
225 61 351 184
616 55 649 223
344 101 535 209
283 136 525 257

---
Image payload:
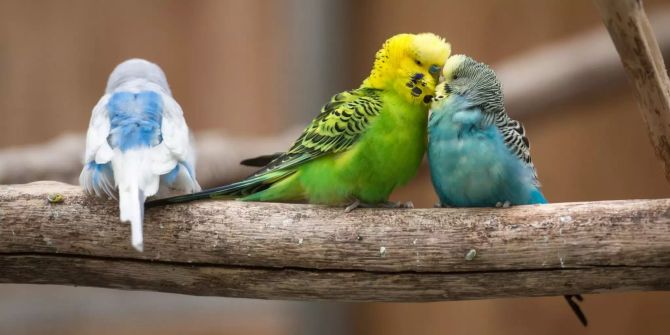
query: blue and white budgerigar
427 54 587 326
80 58 200 252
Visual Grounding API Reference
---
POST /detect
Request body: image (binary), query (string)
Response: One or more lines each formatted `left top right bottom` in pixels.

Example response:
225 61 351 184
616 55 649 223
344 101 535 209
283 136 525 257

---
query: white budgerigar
80 58 200 251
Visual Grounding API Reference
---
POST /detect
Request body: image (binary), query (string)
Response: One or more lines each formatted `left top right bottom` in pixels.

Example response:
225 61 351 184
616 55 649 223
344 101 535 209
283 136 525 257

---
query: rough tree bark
0 182 669 300
595 0 670 182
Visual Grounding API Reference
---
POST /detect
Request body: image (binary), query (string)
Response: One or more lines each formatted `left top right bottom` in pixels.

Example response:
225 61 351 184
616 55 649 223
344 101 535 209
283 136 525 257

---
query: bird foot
495 201 511 208
344 199 361 213
383 201 414 209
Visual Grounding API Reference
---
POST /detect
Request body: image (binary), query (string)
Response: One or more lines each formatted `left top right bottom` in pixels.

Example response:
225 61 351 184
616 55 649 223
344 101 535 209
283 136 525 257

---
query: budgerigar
80 59 200 251
428 54 545 208
147 33 450 211
427 54 587 326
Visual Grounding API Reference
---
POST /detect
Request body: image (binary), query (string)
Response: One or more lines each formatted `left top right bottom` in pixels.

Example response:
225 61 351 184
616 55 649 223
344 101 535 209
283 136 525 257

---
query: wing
151 93 200 191
145 87 384 207
494 114 538 182
495 115 532 166
80 94 116 198
251 88 384 176
83 95 113 164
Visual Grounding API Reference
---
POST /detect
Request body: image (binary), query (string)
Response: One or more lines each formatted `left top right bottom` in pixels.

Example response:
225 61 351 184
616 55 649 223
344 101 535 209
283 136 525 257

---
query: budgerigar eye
415 60 422 66
453 74 458 80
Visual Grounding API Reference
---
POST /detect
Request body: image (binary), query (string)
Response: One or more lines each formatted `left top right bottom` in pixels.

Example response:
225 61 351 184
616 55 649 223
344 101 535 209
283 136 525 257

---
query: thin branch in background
594 0 670 182
0 128 302 188
500 6 670 117
1 7 669 187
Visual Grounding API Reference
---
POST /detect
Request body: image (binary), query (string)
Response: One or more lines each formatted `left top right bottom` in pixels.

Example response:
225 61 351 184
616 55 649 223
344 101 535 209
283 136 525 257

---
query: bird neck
361 35 413 90
109 79 170 96
361 50 396 90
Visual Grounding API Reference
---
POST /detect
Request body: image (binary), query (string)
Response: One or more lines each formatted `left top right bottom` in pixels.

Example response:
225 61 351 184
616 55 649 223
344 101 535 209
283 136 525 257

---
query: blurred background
1 0 670 334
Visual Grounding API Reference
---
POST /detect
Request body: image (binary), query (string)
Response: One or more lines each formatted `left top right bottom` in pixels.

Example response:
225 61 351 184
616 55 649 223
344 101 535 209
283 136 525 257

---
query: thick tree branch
1 181 669 300
595 0 670 183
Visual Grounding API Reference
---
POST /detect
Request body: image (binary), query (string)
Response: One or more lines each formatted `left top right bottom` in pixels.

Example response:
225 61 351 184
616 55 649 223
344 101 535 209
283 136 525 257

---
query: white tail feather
119 186 145 252
113 150 156 252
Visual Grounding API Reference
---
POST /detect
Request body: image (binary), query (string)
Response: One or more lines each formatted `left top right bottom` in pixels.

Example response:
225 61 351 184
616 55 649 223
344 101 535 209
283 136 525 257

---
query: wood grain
1 181 669 300
594 0 670 182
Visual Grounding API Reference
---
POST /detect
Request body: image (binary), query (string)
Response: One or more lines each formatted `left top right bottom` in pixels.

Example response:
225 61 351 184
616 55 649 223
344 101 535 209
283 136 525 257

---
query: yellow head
363 33 451 105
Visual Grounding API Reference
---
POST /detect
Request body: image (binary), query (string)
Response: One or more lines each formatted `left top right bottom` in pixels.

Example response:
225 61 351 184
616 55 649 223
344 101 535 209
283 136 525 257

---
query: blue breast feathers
428 95 545 207
107 91 163 151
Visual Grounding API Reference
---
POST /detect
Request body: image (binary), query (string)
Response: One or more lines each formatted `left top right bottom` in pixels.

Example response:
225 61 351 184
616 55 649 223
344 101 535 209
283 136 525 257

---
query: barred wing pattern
251 88 384 176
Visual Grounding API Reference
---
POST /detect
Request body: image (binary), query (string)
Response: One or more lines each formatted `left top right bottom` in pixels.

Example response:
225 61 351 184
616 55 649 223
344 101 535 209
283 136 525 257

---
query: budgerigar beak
429 64 441 81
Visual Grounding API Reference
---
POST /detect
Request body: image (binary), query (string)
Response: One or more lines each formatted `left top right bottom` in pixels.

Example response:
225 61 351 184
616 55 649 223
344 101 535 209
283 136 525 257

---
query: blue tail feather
529 188 547 204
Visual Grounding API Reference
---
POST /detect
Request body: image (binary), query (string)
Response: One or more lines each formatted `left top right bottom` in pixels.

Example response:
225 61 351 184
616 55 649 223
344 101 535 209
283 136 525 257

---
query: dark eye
415 60 422 66
453 74 458 80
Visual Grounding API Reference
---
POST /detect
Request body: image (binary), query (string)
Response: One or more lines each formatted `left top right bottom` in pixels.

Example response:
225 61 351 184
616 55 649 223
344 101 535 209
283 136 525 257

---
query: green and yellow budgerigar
147 33 450 210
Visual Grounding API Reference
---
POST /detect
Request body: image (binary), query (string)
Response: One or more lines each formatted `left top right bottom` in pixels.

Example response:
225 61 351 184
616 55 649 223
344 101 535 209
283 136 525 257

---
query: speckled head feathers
434 54 504 115
364 33 451 104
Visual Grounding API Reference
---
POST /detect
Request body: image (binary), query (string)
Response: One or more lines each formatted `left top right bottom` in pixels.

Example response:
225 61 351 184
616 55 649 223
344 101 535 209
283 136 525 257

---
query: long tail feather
119 185 145 252
240 153 284 167
565 294 588 327
145 185 235 207
542 197 587 326
146 167 296 208
146 177 261 208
